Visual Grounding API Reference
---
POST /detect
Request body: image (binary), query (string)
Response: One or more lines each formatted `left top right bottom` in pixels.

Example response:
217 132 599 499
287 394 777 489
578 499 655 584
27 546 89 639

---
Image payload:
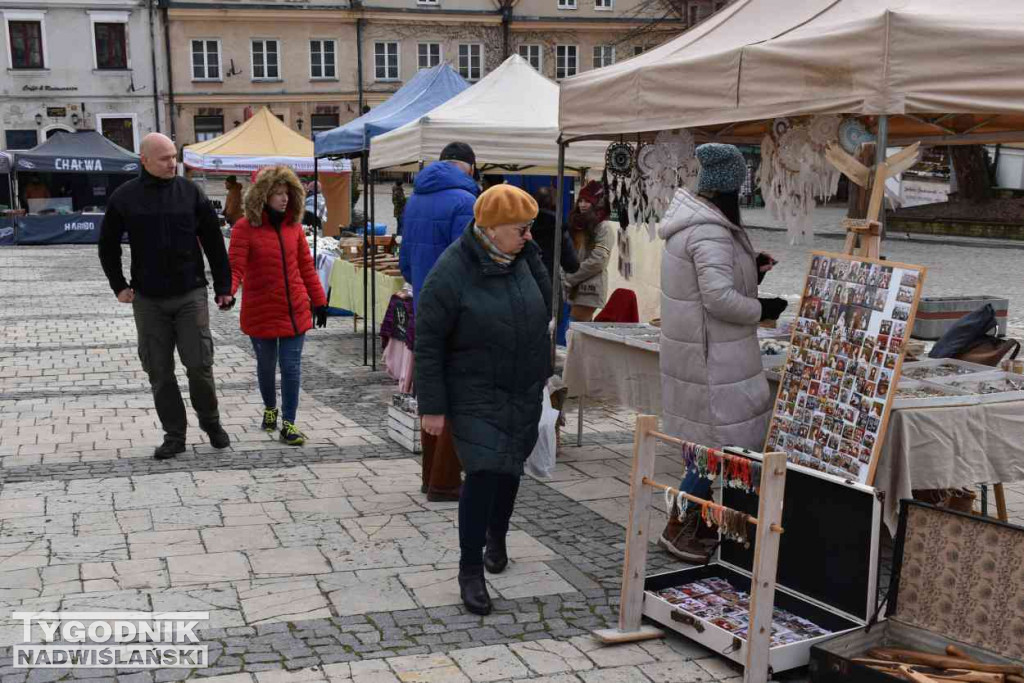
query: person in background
531 186 579 342
23 175 51 201
99 133 234 460
563 180 614 322
657 143 786 562
399 141 480 502
415 184 550 616
223 175 243 226
392 179 407 237
228 166 328 446
481 174 505 191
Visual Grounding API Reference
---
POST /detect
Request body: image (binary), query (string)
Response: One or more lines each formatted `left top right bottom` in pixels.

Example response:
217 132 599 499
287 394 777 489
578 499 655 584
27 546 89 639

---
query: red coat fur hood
229 166 326 338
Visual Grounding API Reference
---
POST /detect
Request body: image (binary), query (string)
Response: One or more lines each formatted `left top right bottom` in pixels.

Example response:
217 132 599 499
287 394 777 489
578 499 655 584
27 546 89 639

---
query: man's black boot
154 438 186 460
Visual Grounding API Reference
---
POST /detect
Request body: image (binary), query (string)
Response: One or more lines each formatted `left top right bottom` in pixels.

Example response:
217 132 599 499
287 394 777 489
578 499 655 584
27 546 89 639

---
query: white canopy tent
559 0 1024 142
369 55 607 173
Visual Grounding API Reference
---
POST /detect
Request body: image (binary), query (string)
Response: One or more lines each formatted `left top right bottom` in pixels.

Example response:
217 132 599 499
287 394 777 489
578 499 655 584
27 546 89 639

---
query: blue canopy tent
313 62 469 367
314 64 468 157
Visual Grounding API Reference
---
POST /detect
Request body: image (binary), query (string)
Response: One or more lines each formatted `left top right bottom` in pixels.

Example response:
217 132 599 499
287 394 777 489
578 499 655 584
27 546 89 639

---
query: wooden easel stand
593 415 788 683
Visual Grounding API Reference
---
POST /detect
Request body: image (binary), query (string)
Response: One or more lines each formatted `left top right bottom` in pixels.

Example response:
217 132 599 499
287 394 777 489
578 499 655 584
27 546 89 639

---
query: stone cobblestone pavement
0 244 1021 683
0 246 740 683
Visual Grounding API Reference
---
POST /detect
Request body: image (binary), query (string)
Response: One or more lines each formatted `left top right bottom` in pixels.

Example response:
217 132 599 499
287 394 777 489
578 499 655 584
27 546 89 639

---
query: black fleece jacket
99 169 231 298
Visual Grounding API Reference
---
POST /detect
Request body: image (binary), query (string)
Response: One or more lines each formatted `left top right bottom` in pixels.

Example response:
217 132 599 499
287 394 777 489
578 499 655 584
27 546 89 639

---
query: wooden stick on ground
853 659 1004 683
869 649 1023 675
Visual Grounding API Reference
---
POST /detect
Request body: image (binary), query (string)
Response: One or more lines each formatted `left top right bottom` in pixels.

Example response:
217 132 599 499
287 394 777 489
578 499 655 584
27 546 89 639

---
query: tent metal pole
312 135 319 267
370 167 377 371
875 115 889 238
362 151 370 366
551 139 567 368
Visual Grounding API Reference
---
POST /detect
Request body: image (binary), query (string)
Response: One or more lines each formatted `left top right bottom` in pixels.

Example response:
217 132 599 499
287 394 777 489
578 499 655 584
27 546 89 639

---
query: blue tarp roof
314 63 468 157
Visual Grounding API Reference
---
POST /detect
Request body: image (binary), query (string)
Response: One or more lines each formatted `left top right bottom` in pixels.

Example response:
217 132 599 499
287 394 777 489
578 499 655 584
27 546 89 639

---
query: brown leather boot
658 505 716 563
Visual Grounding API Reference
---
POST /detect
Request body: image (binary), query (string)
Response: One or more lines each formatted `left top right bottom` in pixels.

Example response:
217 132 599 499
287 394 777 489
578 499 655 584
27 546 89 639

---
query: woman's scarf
473 224 514 267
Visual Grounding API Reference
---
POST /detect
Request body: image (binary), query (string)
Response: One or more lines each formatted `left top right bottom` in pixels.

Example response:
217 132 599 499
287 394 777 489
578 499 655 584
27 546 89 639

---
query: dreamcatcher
756 115 842 244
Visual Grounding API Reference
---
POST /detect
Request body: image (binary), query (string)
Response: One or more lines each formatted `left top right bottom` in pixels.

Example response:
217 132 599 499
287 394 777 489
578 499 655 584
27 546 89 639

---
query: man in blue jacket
399 141 478 502
399 142 479 309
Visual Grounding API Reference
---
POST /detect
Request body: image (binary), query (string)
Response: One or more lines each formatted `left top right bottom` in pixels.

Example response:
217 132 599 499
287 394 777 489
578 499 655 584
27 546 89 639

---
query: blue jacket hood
413 161 480 197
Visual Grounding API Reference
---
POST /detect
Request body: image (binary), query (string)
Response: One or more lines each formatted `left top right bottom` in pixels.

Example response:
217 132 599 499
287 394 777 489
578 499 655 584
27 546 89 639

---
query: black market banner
15 213 104 245
765 252 927 485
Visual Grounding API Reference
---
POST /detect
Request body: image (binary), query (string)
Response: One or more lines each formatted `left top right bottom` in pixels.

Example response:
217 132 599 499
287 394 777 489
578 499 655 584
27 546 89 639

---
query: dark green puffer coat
415 225 553 476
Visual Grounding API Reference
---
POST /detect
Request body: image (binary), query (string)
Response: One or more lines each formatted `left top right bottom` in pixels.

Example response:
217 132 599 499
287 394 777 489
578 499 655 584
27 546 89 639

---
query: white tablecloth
562 323 1024 534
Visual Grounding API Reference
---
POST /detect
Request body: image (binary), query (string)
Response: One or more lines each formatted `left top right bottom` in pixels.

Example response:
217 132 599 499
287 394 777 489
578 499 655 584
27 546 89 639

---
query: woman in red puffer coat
229 165 327 446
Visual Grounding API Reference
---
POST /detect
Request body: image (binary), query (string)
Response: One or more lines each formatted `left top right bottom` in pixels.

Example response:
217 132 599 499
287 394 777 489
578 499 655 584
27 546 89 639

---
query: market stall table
561 322 1024 534
327 257 404 330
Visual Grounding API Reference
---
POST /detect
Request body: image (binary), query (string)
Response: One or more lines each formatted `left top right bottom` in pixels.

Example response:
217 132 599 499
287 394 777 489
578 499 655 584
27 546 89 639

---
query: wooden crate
387 405 421 453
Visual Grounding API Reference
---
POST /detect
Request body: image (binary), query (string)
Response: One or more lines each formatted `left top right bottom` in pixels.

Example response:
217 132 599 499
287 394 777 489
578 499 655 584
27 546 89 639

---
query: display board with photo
765 252 926 484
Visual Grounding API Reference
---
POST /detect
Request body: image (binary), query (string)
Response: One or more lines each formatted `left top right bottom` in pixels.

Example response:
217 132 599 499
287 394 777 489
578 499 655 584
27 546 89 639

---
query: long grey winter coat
659 189 771 450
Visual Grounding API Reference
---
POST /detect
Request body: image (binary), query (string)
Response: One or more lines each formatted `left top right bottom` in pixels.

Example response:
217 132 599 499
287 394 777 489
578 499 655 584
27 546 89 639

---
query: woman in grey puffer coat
657 143 788 563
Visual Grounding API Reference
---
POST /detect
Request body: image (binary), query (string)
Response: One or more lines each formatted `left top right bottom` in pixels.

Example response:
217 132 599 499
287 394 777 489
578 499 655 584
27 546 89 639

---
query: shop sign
55 158 104 171
22 85 78 92
46 107 67 118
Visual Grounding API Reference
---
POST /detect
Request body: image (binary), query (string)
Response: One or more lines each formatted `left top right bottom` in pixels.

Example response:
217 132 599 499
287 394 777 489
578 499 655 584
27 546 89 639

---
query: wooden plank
592 624 664 644
994 483 1008 522
618 415 660 634
826 142 870 188
884 142 922 177
743 451 788 683
865 162 889 223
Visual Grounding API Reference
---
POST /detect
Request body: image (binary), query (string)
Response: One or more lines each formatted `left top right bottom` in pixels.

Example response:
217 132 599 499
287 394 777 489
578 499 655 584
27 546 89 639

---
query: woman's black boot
483 532 508 574
458 564 492 616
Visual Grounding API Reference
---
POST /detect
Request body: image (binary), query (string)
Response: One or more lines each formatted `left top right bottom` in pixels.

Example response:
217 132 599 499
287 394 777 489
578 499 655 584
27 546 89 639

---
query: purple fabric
380 294 415 350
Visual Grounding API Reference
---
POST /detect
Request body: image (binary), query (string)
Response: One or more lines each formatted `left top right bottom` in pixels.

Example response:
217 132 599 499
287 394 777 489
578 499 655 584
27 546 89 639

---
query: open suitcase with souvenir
809 500 1024 682
642 450 883 675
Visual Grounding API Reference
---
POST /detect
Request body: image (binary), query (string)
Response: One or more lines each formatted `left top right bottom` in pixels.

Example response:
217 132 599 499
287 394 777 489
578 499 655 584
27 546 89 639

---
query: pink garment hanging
383 338 415 394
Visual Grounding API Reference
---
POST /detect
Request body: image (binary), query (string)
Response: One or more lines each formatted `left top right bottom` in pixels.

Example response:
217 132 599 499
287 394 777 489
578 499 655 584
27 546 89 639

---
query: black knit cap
439 141 476 166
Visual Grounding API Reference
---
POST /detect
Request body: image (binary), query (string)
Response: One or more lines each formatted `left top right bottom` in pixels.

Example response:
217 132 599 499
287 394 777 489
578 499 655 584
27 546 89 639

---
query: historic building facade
166 0 733 145
0 0 167 152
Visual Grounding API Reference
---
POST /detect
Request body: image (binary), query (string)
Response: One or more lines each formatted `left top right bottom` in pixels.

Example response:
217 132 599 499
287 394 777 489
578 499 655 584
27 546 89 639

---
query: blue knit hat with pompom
696 143 747 194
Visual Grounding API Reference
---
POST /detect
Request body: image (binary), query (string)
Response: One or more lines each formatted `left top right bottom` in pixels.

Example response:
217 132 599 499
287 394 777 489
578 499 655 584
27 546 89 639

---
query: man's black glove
314 306 328 328
758 297 788 322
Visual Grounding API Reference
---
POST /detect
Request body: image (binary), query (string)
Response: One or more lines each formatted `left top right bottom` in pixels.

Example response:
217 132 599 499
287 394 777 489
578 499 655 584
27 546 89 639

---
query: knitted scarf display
473 225 514 267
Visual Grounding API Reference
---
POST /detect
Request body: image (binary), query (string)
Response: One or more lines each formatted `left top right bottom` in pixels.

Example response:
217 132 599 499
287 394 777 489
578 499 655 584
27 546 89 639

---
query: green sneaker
280 421 306 446
261 407 279 433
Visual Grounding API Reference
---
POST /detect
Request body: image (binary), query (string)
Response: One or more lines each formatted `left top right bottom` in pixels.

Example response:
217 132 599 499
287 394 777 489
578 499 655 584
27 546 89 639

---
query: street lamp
34 113 43 126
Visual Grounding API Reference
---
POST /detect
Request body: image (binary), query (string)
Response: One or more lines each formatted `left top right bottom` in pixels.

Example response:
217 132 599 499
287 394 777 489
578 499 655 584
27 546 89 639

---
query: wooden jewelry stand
593 415 788 683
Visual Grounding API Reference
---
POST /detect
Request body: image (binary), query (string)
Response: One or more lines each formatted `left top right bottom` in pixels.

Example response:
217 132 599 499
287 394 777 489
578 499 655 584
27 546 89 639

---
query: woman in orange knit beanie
415 183 552 616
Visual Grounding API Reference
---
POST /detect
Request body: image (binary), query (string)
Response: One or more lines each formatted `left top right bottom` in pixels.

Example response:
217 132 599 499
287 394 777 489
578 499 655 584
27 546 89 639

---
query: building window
194 115 224 142
633 45 646 56
557 0 577 8
555 45 577 79
689 5 700 25
517 44 541 71
418 42 441 70
458 43 483 81
374 41 399 81
93 23 127 69
7 20 44 69
251 39 280 80
311 113 339 133
4 129 37 150
310 39 336 79
98 115 136 152
191 40 220 80
593 45 615 68
595 0 612 9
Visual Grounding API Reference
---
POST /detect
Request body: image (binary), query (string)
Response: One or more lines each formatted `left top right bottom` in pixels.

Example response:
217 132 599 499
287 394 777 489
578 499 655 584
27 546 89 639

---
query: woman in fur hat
415 184 551 617
564 180 614 322
228 166 328 446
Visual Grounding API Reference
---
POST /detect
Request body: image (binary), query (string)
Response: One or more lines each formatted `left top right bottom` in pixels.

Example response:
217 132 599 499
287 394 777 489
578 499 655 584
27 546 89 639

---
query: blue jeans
678 468 712 515
251 334 305 424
